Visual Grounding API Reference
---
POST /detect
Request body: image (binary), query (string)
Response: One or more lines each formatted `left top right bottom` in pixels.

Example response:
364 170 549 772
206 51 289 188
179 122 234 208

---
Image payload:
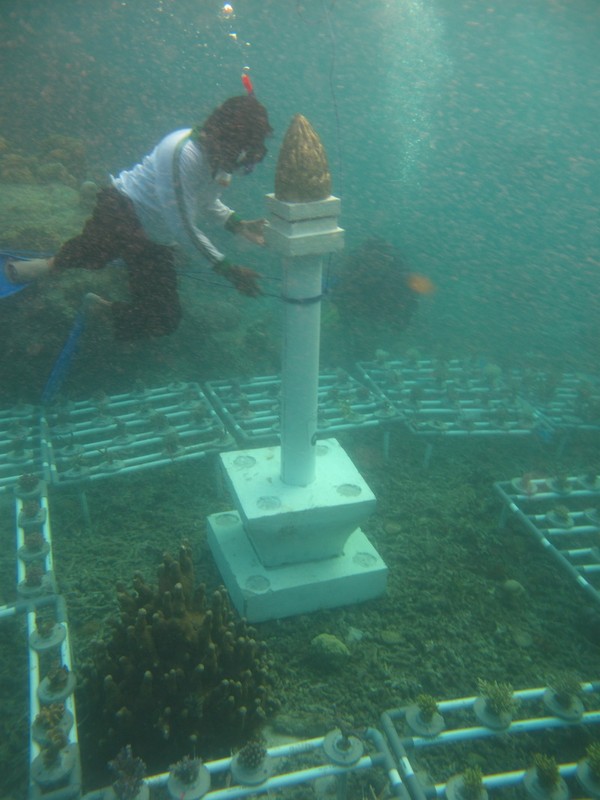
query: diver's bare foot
5 257 55 283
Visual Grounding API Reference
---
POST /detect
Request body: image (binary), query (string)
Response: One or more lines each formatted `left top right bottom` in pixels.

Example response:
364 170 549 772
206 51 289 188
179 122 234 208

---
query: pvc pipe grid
205 369 388 446
79 684 600 800
40 382 233 488
495 474 600 606
382 682 600 800
82 729 404 800
5 483 600 799
357 358 555 438
1 488 83 799
516 371 600 432
8 490 401 800
0 402 44 496
1 364 597 495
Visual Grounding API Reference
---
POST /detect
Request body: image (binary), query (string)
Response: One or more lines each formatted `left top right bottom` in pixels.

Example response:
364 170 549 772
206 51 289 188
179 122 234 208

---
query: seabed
1 355 599 798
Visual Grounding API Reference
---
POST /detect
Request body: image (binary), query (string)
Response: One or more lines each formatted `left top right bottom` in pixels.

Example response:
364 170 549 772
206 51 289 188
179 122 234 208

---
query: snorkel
213 72 257 184
239 70 257 174
241 70 254 96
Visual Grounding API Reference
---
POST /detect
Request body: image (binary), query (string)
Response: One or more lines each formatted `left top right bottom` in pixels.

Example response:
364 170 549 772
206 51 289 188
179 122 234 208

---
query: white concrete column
265 193 343 487
280 255 323 486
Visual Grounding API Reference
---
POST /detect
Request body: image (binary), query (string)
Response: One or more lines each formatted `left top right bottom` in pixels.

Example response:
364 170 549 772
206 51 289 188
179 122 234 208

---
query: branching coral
81 542 276 768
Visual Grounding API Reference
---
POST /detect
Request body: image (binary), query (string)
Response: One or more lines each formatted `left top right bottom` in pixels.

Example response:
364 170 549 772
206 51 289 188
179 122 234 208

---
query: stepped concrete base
219 439 376 567
207 511 387 622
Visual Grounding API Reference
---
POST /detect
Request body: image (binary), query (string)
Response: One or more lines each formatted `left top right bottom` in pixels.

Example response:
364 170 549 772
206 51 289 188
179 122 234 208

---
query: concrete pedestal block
220 439 376 567
265 193 344 257
207 511 388 622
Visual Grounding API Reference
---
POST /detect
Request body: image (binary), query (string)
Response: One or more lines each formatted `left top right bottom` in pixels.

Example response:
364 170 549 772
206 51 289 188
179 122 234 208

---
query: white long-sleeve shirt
112 129 233 265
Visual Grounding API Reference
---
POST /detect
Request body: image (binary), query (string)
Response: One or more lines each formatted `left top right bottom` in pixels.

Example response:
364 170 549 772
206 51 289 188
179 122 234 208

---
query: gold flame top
274 114 331 202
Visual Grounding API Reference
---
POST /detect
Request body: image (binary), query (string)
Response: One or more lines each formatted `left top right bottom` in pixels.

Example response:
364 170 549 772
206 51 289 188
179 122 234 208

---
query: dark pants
54 187 182 340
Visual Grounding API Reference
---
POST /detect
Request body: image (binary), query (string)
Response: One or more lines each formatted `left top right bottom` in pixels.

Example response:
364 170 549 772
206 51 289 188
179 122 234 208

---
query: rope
41 305 87 405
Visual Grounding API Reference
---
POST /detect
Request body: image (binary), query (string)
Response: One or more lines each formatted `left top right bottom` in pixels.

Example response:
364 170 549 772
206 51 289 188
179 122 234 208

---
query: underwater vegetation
0 134 86 188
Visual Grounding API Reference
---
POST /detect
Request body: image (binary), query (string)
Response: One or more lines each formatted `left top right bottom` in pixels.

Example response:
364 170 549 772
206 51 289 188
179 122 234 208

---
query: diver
327 238 428 363
4 89 273 340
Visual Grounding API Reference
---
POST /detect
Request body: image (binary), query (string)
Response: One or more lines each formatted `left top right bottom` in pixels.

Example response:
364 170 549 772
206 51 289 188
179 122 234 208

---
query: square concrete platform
207 511 388 622
219 439 376 567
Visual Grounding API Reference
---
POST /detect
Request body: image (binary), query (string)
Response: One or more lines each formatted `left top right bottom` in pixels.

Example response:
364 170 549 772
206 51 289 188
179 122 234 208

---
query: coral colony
108 745 146 800
80 542 276 766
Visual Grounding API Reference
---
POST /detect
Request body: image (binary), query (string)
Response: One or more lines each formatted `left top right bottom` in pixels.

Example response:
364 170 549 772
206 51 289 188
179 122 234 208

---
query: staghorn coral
461 766 485 800
109 745 146 800
532 753 560 790
169 754 202 786
586 742 600 781
81 542 276 769
477 678 514 717
415 693 439 723
548 671 581 707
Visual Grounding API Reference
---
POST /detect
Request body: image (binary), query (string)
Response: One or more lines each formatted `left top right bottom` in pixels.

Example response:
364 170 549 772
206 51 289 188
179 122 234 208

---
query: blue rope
41 306 87 405
39 259 335 404
0 248 53 259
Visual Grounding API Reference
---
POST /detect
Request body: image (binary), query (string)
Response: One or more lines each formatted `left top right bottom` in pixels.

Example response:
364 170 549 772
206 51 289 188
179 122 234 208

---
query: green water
3 0 599 368
1 1 599 797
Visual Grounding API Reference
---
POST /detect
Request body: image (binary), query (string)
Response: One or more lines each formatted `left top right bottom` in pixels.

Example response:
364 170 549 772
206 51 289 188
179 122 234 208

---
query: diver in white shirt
5 92 272 340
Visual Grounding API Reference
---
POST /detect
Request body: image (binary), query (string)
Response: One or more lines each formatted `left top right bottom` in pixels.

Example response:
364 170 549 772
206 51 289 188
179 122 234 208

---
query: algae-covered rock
310 633 350 670
0 182 87 248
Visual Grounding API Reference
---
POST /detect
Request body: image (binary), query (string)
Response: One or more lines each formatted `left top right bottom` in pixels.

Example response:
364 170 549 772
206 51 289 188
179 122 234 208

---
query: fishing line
178 268 334 304
295 2 342 295
178 270 282 301
294 1 343 195
322 0 340 302
321 0 343 197
194 2 343 303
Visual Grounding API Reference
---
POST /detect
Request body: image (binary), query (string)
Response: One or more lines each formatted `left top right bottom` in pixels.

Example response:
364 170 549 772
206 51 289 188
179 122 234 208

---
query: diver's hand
214 260 262 297
238 218 267 247
84 292 113 313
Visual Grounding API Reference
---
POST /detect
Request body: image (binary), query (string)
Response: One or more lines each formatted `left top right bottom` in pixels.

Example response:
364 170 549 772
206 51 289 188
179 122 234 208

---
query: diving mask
215 169 233 187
